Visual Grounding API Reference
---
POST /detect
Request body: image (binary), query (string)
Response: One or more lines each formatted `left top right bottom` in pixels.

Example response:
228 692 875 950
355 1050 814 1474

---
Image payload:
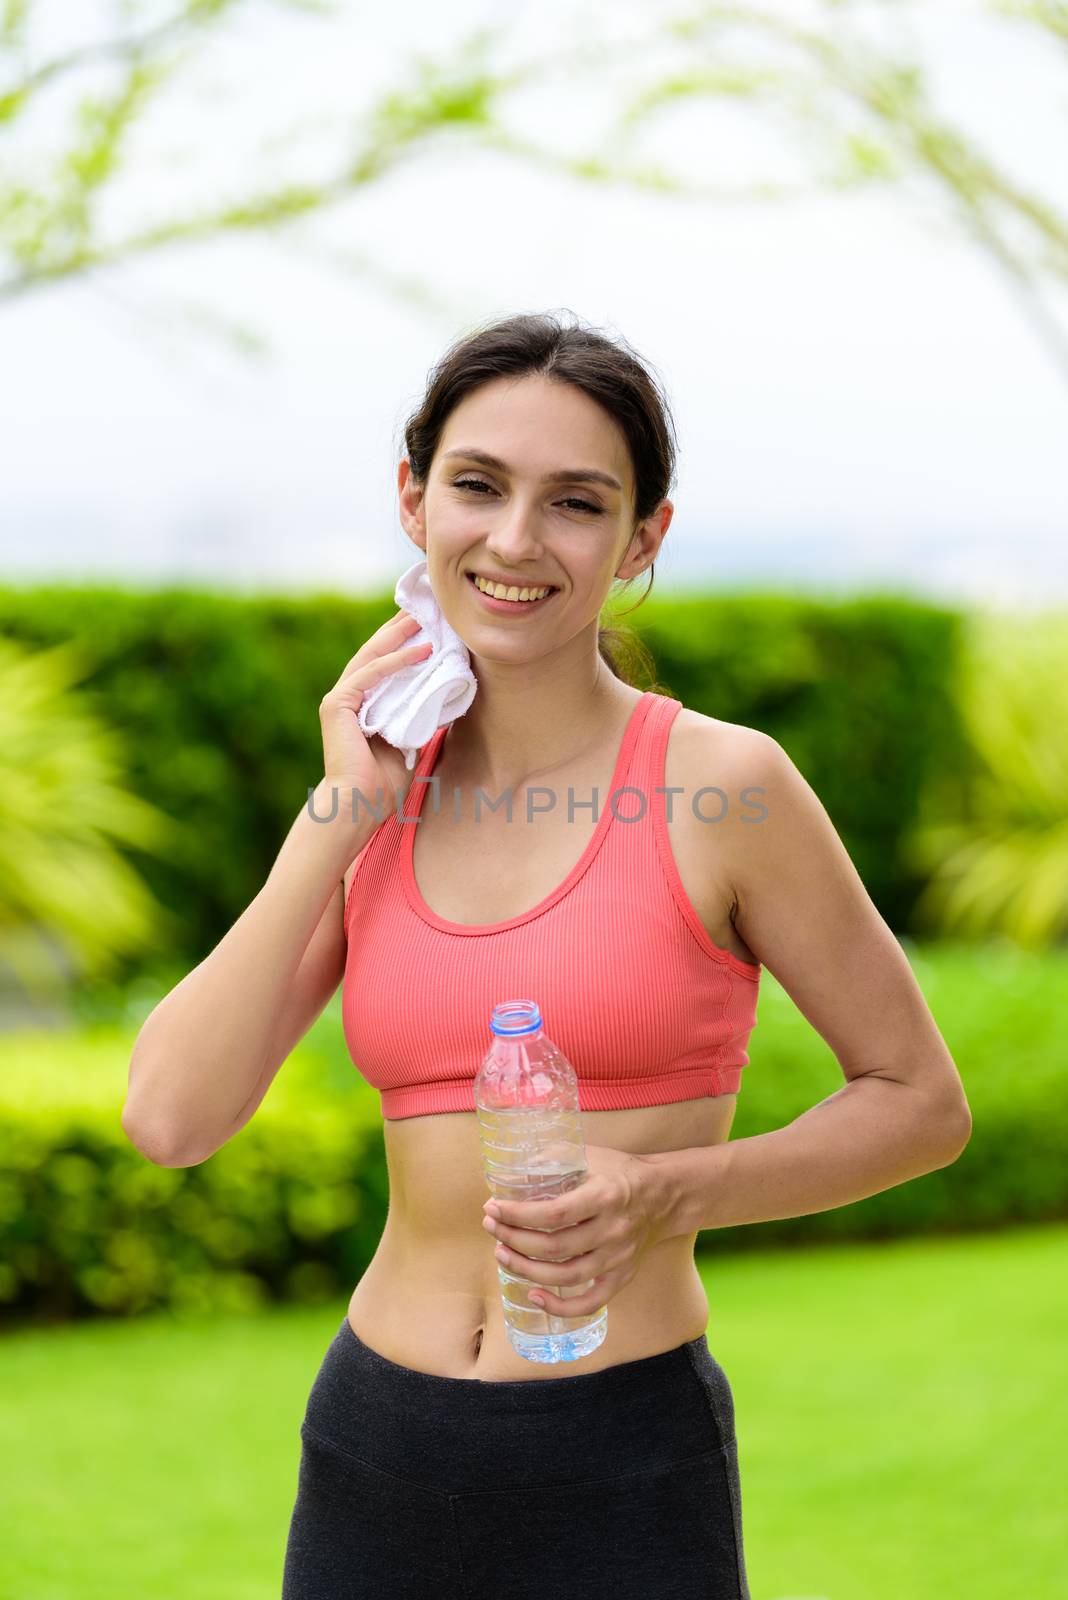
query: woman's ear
397 458 428 550
617 501 672 579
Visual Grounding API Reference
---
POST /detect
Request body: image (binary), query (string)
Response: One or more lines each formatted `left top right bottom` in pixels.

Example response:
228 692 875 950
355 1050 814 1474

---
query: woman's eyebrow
441 447 622 492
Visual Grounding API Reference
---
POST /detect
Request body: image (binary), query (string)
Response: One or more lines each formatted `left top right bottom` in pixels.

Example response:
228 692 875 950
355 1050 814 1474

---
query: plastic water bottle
475 998 608 1364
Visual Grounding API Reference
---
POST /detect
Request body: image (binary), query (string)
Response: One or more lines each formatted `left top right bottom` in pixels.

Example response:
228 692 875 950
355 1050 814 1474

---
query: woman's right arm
121 606 433 1166
121 792 371 1167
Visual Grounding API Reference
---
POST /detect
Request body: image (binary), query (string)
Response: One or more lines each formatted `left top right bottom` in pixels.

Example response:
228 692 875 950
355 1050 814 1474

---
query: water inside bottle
478 1105 608 1364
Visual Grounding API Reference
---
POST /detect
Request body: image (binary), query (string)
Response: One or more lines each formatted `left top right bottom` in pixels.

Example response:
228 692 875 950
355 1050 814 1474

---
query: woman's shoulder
665 697 778 778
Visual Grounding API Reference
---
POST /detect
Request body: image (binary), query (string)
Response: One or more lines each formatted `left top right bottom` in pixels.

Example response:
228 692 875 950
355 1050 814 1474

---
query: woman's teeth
471 574 555 602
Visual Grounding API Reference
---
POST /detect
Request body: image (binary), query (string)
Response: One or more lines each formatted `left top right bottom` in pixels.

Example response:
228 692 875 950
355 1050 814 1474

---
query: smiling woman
122 308 968 1600
274 309 766 1598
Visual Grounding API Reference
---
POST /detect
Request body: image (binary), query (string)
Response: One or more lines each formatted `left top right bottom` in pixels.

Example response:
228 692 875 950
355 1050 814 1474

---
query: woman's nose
484 512 545 563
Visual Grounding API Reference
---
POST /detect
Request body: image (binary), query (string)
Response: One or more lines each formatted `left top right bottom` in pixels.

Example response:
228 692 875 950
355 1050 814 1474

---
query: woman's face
399 373 668 659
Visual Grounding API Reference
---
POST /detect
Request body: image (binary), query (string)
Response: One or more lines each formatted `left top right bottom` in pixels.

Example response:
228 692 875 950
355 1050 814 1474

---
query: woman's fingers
485 1215 597 1273
494 1241 601 1286
337 637 431 694
333 612 423 681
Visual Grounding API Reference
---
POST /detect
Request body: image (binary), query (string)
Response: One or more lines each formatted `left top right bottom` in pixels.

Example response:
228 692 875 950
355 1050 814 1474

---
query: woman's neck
443 661 638 795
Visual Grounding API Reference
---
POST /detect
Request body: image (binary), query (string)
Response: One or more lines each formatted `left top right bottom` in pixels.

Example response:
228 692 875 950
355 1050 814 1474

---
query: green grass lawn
708 1223 1066 1600
1 1223 1064 1600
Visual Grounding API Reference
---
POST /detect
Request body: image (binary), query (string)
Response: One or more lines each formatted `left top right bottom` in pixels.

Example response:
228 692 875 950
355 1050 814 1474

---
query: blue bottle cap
489 999 542 1037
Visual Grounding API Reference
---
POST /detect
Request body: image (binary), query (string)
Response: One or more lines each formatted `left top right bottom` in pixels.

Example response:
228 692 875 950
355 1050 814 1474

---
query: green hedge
638 588 967 930
1 941 1063 1327
719 936 1067 1248
0 582 965 982
0 1031 385 1325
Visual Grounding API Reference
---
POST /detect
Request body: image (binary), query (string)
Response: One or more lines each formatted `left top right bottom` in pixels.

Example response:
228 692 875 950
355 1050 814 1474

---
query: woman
124 311 972 1599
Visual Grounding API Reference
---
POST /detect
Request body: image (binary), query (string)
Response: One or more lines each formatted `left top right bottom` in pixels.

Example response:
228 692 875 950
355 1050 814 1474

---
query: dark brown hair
399 309 677 690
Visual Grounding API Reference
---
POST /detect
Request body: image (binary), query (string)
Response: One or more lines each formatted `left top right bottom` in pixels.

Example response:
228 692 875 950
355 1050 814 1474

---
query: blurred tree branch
2 0 1066 378
604 1 1068 379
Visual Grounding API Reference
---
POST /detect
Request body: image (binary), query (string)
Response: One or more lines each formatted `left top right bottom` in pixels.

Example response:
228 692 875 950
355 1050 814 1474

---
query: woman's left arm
645 728 972 1238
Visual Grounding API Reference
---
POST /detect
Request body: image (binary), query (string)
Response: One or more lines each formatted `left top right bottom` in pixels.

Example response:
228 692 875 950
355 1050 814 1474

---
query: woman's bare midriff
343 689 759 1382
346 1096 735 1381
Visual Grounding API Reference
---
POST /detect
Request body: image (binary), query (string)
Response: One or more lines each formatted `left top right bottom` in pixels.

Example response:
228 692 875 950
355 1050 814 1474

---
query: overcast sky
2 0 1066 610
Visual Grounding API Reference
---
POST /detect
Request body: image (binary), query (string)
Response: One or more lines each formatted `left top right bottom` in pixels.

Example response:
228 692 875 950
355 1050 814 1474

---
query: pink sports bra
341 690 761 1119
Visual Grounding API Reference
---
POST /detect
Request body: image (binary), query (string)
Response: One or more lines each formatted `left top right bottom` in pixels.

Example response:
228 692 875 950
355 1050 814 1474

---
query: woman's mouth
465 570 559 614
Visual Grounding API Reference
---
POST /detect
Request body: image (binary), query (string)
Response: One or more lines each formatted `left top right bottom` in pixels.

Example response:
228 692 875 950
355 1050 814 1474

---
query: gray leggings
282 1316 750 1599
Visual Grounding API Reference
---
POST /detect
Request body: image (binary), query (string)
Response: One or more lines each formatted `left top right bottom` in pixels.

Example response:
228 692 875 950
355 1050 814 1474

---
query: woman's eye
452 476 602 515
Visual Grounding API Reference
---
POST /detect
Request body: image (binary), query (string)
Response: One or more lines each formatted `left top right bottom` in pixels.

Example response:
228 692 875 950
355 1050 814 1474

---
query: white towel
357 558 477 769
